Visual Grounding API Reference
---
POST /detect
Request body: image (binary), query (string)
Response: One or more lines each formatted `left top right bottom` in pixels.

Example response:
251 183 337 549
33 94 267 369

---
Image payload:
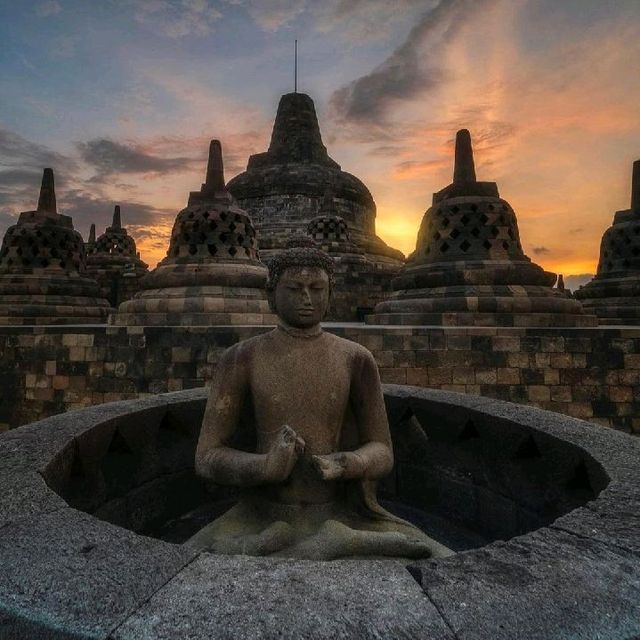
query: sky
1 0 639 289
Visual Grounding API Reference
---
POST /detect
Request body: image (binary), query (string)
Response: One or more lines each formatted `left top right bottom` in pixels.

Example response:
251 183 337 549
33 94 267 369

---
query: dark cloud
77 138 194 175
0 128 78 174
532 246 551 255
330 0 493 123
59 190 175 241
564 273 594 292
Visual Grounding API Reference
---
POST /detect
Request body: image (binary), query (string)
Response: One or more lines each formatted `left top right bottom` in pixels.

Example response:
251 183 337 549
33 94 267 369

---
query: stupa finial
88 223 96 244
112 205 121 229
37 168 57 214
631 159 640 213
453 129 477 184
203 140 225 193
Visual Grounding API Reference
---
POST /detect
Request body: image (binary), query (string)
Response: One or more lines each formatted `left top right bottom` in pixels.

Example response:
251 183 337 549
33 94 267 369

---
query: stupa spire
36 168 57 214
203 140 225 194
88 223 96 244
453 129 476 184
631 160 640 213
112 205 121 230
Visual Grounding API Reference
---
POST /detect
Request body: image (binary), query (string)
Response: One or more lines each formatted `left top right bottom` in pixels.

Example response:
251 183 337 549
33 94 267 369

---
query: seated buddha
188 244 451 560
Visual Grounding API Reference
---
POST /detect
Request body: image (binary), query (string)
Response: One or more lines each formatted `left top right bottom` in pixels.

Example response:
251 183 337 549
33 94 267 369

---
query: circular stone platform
0 387 638 638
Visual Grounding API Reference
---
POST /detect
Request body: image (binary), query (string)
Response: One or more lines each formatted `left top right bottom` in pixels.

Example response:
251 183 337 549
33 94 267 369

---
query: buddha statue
188 245 451 560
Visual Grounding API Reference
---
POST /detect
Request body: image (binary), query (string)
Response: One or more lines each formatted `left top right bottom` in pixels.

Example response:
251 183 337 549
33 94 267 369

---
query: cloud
35 0 62 17
532 246 551 255
564 273 595 292
227 0 306 31
49 35 76 58
330 0 493 123
133 0 222 38
313 0 428 42
77 138 194 175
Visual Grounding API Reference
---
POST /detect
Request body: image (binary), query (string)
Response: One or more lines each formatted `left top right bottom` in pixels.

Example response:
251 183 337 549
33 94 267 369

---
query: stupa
0 169 110 325
86 205 148 308
575 160 640 324
307 188 393 320
367 130 597 327
227 92 403 274
111 140 274 326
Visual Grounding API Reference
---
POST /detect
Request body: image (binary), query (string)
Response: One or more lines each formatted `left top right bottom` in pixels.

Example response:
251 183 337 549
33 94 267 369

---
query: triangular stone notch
107 429 134 454
513 434 542 460
458 419 480 441
566 460 595 495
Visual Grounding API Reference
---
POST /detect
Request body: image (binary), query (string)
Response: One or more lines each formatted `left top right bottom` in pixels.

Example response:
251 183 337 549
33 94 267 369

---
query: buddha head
266 246 335 328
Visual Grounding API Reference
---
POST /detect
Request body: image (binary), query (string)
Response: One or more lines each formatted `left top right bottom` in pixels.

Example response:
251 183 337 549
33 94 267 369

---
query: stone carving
110 141 274 326
0 168 110 324
86 205 148 308
575 160 640 324
188 244 451 560
227 92 403 319
367 130 597 327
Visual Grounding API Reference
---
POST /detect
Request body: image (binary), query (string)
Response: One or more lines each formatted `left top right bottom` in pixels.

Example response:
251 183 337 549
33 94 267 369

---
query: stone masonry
2 324 640 434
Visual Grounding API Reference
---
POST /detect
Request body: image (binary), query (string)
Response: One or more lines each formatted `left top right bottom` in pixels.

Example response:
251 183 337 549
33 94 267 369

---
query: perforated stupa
367 130 597 327
0 169 110 324
86 205 148 308
111 141 274 326
575 161 640 324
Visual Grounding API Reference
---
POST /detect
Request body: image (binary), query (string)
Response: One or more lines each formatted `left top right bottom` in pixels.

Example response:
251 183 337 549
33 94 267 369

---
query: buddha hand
311 452 364 481
263 425 305 483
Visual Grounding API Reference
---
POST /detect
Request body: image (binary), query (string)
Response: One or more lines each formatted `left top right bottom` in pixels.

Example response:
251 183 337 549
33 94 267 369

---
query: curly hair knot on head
266 247 336 292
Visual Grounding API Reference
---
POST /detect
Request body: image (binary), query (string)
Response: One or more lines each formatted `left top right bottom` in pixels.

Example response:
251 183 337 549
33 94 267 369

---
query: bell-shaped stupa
86 205 148 308
227 92 403 273
0 169 110 325
367 130 596 327
305 188 392 320
575 160 640 324
111 140 274 326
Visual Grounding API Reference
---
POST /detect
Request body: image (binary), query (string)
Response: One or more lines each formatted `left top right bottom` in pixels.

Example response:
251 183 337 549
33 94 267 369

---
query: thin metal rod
294 39 297 93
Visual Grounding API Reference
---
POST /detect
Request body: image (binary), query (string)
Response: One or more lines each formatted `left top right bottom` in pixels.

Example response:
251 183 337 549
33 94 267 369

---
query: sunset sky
1 0 639 288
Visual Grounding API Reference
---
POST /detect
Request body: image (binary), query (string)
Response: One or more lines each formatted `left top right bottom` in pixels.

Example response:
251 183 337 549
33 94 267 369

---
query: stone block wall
1 324 639 434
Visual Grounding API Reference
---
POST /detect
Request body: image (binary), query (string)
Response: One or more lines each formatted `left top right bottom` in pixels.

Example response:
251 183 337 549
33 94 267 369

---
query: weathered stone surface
110 555 454 640
0 169 110 325
409 527 640 640
110 141 274 326
368 130 596 327
0 508 195 639
1 386 640 638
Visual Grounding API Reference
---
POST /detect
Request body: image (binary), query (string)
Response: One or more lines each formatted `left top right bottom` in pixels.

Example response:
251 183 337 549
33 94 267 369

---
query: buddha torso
241 328 361 505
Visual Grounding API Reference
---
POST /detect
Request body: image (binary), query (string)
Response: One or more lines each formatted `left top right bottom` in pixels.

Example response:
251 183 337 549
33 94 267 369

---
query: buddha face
274 266 330 328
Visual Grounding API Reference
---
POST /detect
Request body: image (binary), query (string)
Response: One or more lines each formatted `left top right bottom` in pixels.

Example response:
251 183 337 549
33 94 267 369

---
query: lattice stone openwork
166 205 258 262
0 168 110 324
367 130 596 327
0 221 86 273
576 160 640 324
110 140 273 327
